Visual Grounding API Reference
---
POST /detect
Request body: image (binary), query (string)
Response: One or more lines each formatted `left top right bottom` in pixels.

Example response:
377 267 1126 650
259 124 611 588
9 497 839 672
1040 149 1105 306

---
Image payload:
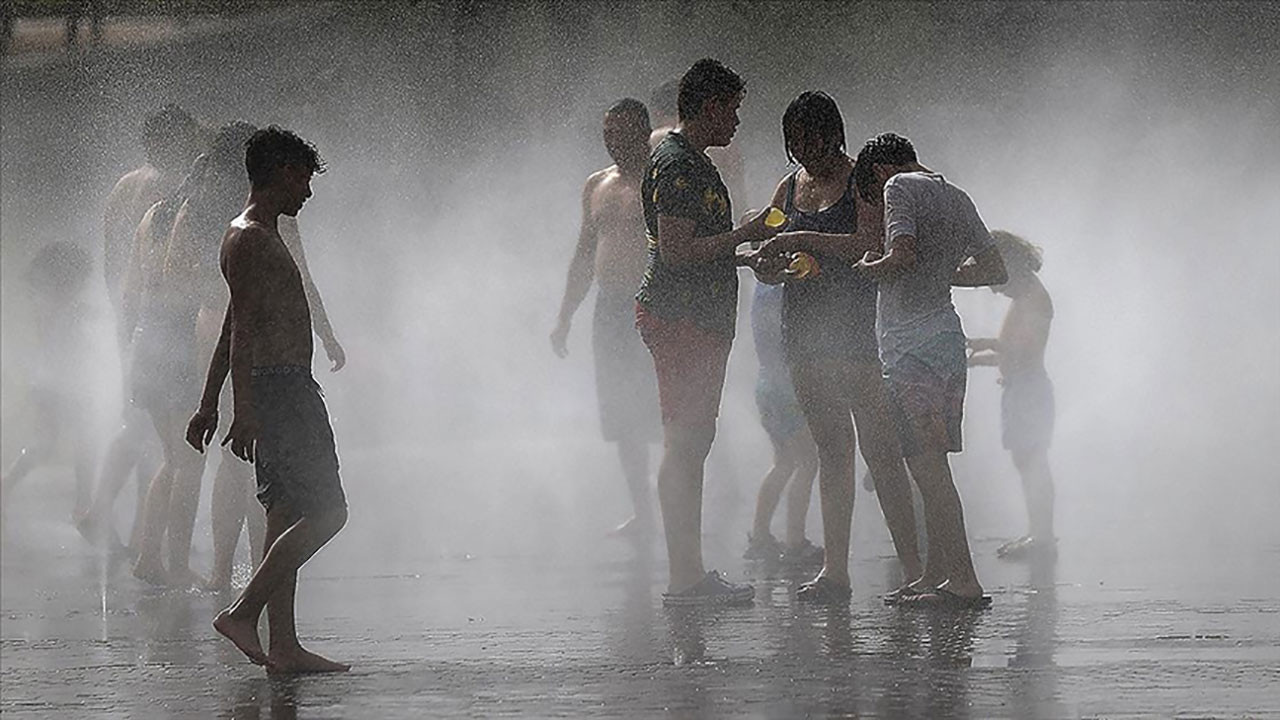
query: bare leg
613 438 653 534
133 408 178 584
245 476 266 568
79 423 138 548
1012 448 1055 542
751 441 798 541
129 428 161 551
2 393 60 507
260 505 346 673
164 445 207 587
849 363 923 581
904 452 982 596
208 452 249 590
265 561 348 674
72 429 93 520
213 503 348 671
2 445 48 502
782 430 818 548
80 414 151 549
792 360 856 588
657 422 714 593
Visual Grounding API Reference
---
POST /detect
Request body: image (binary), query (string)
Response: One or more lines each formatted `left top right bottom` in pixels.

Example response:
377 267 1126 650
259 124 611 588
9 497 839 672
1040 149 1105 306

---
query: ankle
269 640 302 655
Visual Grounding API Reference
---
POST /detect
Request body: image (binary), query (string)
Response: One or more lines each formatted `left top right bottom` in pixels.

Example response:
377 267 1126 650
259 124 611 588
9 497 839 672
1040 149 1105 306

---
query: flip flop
897 587 992 610
882 584 930 606
796 576 852 605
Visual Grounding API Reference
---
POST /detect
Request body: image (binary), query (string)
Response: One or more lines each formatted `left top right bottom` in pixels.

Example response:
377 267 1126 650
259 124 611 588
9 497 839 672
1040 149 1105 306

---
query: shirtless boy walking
186 126 349 673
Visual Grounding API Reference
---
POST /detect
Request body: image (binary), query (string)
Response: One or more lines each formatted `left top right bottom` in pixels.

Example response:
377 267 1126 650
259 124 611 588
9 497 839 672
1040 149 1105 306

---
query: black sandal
796 576 852 605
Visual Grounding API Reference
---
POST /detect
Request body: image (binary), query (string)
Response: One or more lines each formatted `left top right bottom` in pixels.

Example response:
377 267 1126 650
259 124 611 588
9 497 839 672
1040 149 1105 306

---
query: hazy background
2 1 1277 582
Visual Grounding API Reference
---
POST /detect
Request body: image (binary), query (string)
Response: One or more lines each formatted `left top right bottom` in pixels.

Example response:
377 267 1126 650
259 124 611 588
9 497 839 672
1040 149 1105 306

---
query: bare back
222 217 313 369
588 166 648 296
104 166 167 302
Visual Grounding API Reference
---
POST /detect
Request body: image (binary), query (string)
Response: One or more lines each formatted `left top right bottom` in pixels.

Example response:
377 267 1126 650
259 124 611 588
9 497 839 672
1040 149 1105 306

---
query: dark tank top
780 168 880 363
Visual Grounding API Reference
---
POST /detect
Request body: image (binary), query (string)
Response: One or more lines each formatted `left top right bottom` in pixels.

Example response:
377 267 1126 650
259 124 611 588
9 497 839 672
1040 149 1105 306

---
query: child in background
967 230 1057 560
744 280 821 566
2 242 97 518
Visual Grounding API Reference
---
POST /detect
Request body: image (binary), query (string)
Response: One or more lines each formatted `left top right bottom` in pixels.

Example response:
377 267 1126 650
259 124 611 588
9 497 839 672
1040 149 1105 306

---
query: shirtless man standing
551 98 661 537
79 105 201 552
103 105 202 307
187 126 349 673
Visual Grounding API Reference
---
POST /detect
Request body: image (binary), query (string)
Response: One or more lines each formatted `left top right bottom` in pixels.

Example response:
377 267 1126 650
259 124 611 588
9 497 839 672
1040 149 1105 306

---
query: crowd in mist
1 0 1277 590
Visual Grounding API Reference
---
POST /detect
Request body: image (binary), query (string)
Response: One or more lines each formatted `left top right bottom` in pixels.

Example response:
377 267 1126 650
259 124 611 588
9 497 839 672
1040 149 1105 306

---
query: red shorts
635 304 732 428
885 352 966 456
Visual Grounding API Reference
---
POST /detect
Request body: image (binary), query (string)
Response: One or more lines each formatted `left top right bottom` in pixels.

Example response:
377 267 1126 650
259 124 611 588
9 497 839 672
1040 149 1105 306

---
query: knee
664 424 715 462
316 505 348 537
864 449 907 481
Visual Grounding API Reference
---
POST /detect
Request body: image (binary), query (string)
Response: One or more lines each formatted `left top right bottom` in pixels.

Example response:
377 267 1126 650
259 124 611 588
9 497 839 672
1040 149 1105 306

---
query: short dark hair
853 132 917 202
192 122 259 229
607 98 650 127
782 91 845 163
649 79 679 120
244 125 325 187
209 121 258 174
677 58 745 122
141 104 198 168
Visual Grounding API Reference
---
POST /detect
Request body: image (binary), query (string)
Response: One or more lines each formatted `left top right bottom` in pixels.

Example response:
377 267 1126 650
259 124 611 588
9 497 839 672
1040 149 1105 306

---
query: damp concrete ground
2 472 1278 719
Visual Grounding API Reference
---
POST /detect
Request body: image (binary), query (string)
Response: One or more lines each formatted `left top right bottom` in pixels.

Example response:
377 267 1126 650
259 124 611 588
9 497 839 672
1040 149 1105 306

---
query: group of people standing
3 108 353 672
553 58 1058 609
0 55 1061 679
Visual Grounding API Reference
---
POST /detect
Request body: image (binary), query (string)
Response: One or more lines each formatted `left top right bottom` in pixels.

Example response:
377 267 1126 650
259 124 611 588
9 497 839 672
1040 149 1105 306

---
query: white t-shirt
876 172 995 367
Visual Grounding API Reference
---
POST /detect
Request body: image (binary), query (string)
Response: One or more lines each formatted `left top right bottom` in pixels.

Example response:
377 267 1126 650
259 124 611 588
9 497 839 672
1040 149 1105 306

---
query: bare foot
77 511 130 555
132 557 168 586
213 609 270 666
74 511 99 546
610 515 653 539
267 646 351 674
166 567 208 591
204 574 233 593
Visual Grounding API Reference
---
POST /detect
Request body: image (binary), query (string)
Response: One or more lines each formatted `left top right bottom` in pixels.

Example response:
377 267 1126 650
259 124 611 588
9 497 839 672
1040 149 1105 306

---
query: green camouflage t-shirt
636 131 738 338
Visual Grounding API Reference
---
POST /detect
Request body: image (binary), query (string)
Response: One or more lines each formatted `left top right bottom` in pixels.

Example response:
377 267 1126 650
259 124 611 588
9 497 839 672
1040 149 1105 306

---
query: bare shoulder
137 200 162 230
223 218 273 258
584 166 613 194
113 165 156 193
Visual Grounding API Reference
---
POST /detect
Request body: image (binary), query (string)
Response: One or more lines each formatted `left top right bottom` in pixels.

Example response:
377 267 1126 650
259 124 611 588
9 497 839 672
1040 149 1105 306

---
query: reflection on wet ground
2 505 1278 718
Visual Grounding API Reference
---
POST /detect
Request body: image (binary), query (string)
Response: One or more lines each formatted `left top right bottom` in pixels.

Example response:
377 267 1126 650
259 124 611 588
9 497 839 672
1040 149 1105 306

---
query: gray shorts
1001 371 1055 455
251 366 346 517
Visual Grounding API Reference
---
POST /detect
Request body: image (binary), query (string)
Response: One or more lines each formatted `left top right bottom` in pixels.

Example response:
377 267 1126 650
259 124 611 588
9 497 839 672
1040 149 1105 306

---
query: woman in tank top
749 92 923 602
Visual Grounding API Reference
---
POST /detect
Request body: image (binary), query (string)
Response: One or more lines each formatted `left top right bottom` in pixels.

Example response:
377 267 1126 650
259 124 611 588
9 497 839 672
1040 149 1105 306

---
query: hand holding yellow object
786 252 820 280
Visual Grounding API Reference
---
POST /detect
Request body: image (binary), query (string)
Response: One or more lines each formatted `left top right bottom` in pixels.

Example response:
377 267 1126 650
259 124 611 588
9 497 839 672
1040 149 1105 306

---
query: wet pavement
2 482 1279 719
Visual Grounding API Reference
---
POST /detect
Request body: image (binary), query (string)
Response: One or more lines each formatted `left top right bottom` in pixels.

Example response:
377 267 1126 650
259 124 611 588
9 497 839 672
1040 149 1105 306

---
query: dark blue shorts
755 371 806 451
251 366 346 517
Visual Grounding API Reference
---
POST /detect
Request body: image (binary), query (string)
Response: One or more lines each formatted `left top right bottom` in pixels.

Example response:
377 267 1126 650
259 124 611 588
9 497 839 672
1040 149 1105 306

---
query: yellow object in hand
786 252 820 280
764 207 787 228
